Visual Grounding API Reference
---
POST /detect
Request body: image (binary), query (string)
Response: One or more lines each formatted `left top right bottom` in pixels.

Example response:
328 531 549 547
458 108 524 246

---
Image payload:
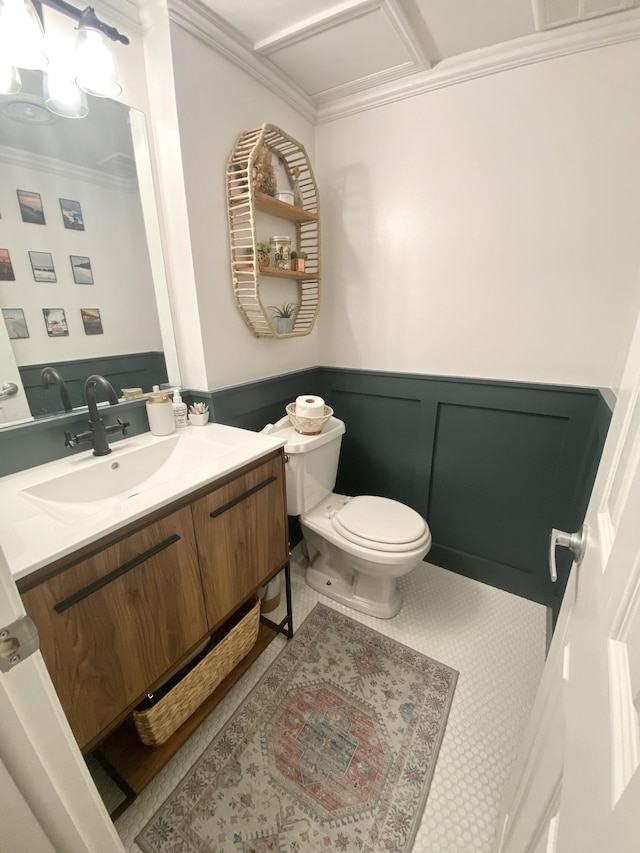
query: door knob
549 524 588 582
0 382 18 399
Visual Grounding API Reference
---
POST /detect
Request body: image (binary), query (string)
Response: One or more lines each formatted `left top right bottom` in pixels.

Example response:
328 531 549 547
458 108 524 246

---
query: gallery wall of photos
0 157 162 366
1 192 103 341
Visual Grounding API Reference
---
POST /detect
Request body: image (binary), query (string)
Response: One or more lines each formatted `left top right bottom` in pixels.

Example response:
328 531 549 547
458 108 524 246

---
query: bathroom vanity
1 424 290 803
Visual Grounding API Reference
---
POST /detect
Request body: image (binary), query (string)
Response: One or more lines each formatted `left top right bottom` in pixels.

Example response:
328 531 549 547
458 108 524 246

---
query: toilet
263 415 432 618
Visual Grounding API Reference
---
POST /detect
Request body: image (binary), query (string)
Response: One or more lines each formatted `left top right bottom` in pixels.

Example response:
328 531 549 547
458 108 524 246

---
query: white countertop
0 424 285 582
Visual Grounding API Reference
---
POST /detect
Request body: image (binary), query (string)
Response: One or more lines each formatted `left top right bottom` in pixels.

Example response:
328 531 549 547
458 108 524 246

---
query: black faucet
41 366 73 413
64 375 130 456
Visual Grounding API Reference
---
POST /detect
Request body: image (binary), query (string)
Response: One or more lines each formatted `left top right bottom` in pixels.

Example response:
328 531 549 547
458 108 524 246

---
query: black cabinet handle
210 475 277 519
54 534 181 613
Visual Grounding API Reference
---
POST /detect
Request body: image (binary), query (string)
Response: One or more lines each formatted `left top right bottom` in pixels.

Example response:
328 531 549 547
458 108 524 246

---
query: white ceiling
182 0 640 120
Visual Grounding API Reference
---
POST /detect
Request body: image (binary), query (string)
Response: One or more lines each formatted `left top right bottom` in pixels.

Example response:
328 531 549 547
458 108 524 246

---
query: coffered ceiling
172 0 640 121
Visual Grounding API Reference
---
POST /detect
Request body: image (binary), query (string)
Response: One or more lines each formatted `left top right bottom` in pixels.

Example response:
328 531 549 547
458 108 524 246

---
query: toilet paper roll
296 395 324 418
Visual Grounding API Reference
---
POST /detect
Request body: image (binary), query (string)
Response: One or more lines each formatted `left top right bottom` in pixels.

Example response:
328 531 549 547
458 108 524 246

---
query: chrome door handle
0 382 18 399
549 524 588 582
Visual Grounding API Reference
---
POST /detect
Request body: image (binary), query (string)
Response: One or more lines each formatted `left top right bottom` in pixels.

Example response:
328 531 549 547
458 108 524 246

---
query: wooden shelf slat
259 267 318 281
254 192 318 223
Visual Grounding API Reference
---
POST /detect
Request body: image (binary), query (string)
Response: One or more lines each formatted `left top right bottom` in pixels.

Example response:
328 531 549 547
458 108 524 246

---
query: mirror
0 70 178 427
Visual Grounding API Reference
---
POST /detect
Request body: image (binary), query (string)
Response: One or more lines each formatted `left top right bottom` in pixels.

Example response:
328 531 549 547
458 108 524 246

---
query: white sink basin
0 423 286 581
22 432 235 505
23 435 182 504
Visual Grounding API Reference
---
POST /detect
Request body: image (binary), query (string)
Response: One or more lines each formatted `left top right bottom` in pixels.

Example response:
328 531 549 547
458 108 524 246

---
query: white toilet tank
262 416 346 514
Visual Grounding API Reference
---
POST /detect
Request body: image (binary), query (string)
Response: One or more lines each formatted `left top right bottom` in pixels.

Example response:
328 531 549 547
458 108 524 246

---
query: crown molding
167 0 317 123
165 1 640 125
0 145 139 193
316 8 640 121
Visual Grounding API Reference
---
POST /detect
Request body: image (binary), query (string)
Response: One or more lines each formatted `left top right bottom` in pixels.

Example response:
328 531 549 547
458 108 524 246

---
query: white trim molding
167 0 316 123
0 145 139 193
316 8 640 121
166 1 640 124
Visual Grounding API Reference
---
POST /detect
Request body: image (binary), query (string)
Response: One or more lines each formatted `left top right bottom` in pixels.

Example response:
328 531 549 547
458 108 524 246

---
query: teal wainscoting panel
316 368 610 608
19 352 167 417
428 402 569 602
328 390 422 507
210 368 324 433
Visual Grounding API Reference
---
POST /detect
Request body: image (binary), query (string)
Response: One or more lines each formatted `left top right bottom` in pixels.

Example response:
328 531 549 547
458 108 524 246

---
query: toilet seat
330 495 429 554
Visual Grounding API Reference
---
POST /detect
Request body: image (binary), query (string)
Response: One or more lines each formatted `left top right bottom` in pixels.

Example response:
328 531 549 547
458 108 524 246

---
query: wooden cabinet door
191 453 288 628
21 506 207 751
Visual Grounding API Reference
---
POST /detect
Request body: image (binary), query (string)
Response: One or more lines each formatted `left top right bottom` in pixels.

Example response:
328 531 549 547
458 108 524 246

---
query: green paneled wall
0 364 611 615
210 367 611 611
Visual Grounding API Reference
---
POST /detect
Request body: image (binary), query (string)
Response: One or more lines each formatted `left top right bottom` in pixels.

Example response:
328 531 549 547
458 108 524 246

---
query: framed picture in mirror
60 198 84 231
81 308 103 335
43 308 69 337
70 255 93 284
0 248 15 281
2 308 29 339
17 190 45 225
29 251 56 282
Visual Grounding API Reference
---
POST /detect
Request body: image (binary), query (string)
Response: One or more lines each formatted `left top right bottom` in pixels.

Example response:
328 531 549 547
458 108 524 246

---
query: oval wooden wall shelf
226 124 321 339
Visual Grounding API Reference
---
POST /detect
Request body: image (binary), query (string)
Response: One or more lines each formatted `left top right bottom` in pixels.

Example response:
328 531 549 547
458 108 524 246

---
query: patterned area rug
137 603 458 853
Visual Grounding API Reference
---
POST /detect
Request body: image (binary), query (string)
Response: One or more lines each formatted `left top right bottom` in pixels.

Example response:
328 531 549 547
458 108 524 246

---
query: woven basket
286 402 333 435
132 598 260 746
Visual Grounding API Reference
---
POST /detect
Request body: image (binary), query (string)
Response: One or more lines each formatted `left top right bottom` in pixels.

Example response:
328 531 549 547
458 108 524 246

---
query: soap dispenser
146 392 175 436
172 389 188 428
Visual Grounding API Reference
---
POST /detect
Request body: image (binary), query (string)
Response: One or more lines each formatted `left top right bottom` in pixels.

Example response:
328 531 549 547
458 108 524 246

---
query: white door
496 302 640 852
0 545 124 853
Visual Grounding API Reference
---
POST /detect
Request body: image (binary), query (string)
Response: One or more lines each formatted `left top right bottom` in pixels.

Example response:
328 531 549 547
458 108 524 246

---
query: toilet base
305 554 403 619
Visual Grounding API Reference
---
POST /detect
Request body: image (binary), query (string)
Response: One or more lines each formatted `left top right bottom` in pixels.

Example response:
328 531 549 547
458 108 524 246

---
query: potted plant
188 401 209 426
290 250 308 273
256 242 271 268
269 303 296 334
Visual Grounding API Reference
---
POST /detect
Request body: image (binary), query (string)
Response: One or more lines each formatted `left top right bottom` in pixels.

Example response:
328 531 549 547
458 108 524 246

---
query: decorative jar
269 236 291 270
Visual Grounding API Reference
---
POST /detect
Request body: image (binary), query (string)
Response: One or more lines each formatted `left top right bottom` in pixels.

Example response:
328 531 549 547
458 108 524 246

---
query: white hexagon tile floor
109 552 546 853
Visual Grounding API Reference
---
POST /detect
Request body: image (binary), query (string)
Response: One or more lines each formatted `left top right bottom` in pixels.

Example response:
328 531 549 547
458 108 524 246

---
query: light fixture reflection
0 0 48 70
0 64 22 94
75 26 121 98
43 68 88 118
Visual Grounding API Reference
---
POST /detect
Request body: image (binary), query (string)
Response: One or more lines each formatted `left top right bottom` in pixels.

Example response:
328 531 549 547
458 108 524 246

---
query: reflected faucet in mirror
64 375 129 456
41 367 73 413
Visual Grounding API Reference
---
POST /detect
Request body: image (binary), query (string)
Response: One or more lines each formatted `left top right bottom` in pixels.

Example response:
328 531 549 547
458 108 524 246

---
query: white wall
315 41 640 389
0 157 161 365
169 23 320 391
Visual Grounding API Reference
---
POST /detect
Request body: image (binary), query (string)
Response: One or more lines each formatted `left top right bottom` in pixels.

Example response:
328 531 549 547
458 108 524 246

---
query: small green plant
256 242 271 254
189 402 209 415
290 250 308 259
269 302 297 318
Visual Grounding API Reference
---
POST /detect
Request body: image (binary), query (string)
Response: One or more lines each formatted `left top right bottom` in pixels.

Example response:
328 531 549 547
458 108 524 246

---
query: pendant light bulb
0 0 48 70
43 67 88 118
75 26 121 98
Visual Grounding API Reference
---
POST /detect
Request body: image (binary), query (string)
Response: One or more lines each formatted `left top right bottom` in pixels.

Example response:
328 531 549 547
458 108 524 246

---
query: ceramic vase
188 411 209 426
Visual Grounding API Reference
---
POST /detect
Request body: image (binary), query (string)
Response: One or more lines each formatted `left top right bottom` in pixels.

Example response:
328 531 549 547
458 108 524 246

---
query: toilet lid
331 496 428 549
